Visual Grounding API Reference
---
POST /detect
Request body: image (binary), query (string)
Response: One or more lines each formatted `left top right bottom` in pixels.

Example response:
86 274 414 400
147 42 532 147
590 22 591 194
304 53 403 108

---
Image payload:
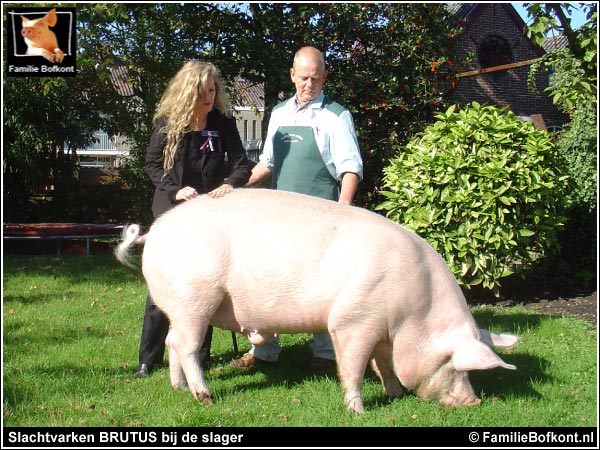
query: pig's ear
21 15 28 24
452 340 517 372
46 8 58 27
479 329 520 349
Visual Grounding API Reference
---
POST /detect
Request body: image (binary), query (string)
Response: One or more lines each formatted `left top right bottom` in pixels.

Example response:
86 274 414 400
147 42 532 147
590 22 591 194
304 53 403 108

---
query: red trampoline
3 223 124 255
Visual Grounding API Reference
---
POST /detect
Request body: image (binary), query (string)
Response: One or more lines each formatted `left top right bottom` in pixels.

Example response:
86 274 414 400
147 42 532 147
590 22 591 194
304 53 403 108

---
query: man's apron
272 126 339 201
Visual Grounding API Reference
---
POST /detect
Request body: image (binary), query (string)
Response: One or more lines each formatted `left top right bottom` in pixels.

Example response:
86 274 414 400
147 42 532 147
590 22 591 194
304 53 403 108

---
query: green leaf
519 229 536 237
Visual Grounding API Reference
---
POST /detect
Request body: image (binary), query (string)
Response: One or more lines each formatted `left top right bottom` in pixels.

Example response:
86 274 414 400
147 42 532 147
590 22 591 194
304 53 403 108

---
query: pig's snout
439 393 482 408
21 28 32 37
466 397 482 407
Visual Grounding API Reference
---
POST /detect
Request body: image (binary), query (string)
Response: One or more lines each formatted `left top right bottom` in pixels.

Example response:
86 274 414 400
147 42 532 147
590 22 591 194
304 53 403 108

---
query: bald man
232 46 363 374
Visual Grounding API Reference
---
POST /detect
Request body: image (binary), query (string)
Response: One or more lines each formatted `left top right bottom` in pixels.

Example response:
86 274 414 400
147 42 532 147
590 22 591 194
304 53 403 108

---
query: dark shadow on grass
471 309 553 402
360 349 550 409
469 352 550 401
211 341 316 389
473 307 549 333
6 308 554 413
203 309 555 408
126 344 402 411
2 379 36 416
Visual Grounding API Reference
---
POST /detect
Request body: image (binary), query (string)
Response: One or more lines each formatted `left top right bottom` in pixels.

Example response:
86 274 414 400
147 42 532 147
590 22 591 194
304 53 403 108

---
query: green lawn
3 254 597 428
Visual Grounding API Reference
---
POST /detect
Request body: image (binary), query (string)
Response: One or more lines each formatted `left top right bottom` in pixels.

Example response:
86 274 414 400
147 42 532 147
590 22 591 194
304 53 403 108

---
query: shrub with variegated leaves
376 102 570 295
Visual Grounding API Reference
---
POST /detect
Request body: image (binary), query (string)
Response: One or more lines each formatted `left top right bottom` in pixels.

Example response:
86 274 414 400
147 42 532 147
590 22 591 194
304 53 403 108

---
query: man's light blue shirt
260 92 363 181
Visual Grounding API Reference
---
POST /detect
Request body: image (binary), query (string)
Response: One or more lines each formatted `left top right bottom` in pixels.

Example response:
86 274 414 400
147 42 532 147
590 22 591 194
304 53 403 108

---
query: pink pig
116 189 519 413
21 8 64 63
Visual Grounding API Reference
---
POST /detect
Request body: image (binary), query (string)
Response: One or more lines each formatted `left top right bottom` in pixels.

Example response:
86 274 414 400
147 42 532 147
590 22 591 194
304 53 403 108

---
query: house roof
109 64 136 97
108 61 265 109
447 2 527 28
230 78 264 108
542 35 570 52
445 3 477 21
447 3 545 57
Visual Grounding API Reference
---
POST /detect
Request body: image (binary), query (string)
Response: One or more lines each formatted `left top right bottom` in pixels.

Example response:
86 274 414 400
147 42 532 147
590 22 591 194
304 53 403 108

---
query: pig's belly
209 300 328 335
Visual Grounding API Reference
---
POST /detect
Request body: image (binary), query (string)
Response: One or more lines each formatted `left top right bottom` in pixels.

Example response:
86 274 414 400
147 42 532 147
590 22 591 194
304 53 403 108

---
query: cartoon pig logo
21 8 64 63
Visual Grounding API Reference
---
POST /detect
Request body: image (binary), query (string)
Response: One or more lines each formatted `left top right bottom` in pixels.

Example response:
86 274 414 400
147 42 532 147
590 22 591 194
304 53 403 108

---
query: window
477 34 513 79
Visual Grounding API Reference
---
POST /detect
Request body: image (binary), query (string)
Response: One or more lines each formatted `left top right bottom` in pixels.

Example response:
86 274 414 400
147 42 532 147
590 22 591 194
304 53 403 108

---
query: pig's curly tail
115 224 145 270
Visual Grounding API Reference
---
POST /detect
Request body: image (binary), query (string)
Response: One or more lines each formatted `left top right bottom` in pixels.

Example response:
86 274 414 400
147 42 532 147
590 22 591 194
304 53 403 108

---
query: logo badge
6 7 77 77
280 133 304 144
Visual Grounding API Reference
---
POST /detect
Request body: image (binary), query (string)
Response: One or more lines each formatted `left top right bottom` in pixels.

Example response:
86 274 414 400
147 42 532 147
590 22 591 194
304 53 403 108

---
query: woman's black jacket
145 110 250 217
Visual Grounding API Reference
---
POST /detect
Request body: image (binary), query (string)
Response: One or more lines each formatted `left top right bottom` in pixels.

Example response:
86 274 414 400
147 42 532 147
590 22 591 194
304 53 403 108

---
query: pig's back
149 188 415 256
146 188 432 279
142 189 462 333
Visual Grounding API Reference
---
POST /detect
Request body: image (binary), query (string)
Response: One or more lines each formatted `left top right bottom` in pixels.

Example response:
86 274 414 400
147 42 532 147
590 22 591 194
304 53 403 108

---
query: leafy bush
376 102 570 295
541 105 597 286
555 105 597 211
525 5 597 288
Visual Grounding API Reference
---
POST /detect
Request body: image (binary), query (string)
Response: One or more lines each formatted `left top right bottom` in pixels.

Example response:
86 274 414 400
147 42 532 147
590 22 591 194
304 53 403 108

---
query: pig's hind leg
166 319 213 405
165 330 187 390
159 281 226 405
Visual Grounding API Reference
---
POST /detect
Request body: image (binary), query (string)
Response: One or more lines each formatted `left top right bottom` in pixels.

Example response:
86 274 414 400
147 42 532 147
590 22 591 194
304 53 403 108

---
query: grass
2 254 597 428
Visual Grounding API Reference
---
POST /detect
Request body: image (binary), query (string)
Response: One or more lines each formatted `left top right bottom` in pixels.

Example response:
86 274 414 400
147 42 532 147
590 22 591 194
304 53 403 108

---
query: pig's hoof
195 391 214 406
384 380 406 398
190 386 213 404
346 397 365 414
201 394 214 406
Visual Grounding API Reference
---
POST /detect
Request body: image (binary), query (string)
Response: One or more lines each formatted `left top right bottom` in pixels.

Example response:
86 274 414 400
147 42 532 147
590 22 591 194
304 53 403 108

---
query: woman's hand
206 184 233 198
175 186 199 201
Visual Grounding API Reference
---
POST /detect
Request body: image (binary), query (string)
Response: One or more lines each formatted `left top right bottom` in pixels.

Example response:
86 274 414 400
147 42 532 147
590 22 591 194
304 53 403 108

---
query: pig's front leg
54 48 64 63
166 325 213 405
370 342 405 399
330 328 375 414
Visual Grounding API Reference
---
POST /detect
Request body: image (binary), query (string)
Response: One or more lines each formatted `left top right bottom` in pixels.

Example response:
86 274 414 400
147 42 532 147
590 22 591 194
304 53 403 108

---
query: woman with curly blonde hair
153 59 232 177
136 60 250 378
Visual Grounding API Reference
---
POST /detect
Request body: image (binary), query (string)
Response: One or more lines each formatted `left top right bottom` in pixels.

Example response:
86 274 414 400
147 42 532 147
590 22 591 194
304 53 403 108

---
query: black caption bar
3 427 597 448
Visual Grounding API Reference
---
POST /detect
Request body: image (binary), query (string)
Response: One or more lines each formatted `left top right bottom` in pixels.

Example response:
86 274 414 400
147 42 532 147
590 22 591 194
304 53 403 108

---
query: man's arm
338 172 359 205
245 161 272 187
